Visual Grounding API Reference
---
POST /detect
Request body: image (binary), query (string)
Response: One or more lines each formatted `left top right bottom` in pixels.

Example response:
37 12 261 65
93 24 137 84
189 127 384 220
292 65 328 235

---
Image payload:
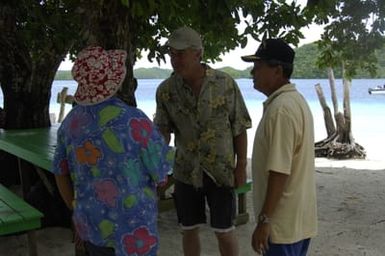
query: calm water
1 78 384 159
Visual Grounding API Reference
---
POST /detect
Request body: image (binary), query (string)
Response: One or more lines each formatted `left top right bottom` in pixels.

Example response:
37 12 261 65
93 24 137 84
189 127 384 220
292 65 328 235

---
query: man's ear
195 49 203 61
275 65 284 76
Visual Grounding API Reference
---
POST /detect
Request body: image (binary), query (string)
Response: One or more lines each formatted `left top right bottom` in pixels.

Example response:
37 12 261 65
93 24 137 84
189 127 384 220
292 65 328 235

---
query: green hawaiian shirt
154 66 251 187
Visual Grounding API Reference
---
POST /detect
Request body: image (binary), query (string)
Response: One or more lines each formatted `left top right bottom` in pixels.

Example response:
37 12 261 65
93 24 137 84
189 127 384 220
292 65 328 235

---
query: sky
58 0 323 71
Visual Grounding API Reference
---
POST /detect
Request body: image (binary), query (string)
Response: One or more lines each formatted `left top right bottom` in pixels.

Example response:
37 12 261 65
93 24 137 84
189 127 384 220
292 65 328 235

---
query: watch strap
258 213 271 224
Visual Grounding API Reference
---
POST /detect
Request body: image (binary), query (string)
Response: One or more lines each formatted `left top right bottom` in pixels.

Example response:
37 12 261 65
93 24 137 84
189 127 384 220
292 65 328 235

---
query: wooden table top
0 125 58 171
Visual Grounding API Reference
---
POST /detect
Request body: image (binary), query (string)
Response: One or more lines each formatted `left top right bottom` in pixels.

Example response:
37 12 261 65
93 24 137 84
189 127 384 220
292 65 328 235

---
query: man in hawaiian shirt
154 26 252 256
52 46 172 256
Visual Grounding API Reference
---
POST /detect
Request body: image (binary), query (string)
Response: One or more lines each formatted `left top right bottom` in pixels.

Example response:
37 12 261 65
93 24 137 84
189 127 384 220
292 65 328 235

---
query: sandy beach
1 156 385 256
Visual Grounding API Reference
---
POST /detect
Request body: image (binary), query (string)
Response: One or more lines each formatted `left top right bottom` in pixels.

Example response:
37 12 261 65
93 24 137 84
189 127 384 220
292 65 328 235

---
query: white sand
1 156 385 255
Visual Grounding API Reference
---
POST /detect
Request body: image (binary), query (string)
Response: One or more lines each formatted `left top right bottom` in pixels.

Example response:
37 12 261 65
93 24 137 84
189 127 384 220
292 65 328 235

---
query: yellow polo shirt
251 83 318 243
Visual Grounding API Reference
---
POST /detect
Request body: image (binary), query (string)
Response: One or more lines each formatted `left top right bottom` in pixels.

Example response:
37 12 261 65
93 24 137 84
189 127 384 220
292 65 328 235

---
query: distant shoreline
56 42 385 79
55 69 385 80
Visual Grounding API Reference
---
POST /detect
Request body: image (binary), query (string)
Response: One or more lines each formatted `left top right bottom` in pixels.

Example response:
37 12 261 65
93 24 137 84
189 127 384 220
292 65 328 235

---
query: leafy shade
116 0 311 65
311 0 385 79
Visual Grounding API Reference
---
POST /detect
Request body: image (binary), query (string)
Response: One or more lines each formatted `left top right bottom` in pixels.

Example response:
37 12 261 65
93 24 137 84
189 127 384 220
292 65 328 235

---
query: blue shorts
264 238 310 256
173 173 236 231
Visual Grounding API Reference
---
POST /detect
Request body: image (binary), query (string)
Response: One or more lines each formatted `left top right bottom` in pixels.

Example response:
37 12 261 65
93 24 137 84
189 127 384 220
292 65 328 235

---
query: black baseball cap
241 39 295 64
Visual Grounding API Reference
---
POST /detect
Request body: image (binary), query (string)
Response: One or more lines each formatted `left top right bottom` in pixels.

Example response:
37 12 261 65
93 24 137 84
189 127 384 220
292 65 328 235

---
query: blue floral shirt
52 97 173 256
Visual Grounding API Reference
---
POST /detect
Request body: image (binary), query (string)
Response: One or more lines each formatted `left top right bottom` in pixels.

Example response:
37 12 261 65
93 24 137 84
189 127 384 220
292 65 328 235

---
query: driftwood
315 133 366 159
56 87 74 123
314 67 366 160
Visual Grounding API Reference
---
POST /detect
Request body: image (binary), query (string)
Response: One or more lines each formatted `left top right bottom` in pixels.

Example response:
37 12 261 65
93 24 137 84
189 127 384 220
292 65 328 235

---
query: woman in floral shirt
52 46 172 256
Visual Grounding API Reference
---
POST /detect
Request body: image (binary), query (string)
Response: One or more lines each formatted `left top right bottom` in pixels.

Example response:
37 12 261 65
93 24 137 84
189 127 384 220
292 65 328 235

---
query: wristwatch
258 213 271 224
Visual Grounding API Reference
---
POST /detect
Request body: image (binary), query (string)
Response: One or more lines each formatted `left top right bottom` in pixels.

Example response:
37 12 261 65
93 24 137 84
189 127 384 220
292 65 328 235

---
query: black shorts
173 173 236 231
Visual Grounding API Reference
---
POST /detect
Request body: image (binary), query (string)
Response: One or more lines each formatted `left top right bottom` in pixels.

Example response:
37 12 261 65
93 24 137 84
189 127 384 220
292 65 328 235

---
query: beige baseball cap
166 26 203 50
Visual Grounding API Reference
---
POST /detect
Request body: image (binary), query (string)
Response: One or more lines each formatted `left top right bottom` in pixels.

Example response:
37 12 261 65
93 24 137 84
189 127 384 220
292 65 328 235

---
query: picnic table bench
0 184 43 256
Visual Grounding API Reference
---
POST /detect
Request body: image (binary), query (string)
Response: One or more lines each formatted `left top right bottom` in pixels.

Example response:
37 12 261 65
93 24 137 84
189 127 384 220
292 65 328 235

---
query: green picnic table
0 126 55 256
0 125 57 171
0 184 43 235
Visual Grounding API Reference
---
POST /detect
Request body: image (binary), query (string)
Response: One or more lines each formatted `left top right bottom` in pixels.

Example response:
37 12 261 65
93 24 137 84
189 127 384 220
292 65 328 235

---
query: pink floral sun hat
72 46 127 105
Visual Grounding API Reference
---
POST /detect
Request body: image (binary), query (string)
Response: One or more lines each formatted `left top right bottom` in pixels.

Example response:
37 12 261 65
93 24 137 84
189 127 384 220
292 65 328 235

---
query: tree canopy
1 0 385 129
0 0 312 128
312 0 385 78
69 0 310 63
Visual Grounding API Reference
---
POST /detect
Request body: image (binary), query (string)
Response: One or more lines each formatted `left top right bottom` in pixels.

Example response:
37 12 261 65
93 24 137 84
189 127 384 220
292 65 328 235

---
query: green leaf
143 187 155 198
98 106 122 126
123 195 137 208
99 220 114 239
102 128 125 153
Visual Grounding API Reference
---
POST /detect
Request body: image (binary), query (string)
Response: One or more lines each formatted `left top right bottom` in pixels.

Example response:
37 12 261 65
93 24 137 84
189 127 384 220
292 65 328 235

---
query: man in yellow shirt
242 39 317 256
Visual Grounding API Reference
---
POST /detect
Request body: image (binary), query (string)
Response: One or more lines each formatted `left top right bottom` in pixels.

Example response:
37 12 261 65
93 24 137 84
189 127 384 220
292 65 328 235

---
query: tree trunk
342 74 352 143
315 66 366 159
0 2 66 129
315 83 335 136
1 49 63 129
83 1 138 107
327 67 339 115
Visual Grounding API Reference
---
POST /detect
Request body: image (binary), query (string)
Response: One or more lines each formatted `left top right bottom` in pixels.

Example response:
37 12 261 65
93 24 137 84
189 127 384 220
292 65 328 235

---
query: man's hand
251 223 271 255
